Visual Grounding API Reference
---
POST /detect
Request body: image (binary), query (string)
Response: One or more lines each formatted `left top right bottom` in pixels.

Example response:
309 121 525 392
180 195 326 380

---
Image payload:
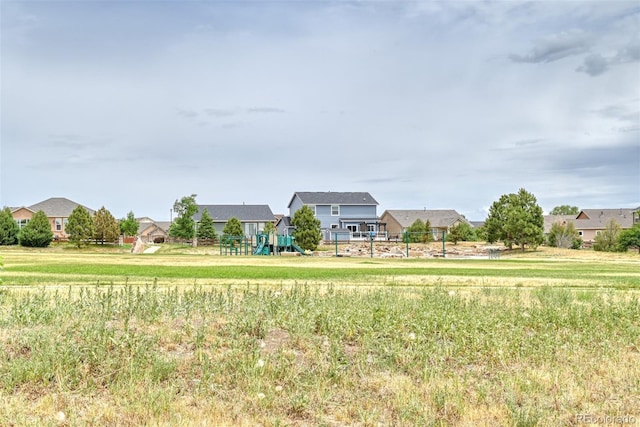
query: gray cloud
577 40 640 76
204 108 236 117
247 107 286 114
177 108 198 118
576 53 609 76
509 30 591 63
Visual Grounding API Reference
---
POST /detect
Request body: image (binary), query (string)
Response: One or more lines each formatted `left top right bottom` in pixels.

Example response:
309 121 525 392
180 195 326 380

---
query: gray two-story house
194 204 275 237
282 192 384 240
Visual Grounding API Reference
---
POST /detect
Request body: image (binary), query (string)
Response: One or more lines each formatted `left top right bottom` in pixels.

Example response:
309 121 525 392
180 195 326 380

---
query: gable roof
544 214 577 233
382 209 467 228
574 208 635 229
288 192 378 208
194 205 275 222
28 197 95 217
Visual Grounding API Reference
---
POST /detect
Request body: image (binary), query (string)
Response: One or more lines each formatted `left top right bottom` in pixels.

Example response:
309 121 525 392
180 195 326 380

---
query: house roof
573 208 636 229
543 215 577 233
194 205 275 222
382 209 467 228
28 197 95 217
288 192 378 208
276 215 292 228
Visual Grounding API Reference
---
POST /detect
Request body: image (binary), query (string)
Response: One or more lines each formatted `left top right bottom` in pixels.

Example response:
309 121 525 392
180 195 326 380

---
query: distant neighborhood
7 192 640 247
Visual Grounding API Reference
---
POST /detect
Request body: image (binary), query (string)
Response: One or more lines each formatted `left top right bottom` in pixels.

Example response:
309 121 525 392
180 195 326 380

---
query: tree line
2 190 638 253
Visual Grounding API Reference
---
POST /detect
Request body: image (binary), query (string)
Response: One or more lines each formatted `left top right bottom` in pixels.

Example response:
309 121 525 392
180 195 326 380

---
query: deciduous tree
547 221 582 249
120 211 139 237
19 210 54 248
617 224 640 253
67 206 95 248
169 194 198 240
291 205 321 251
549 205 579 216
593 219 622 252
447 222 476 245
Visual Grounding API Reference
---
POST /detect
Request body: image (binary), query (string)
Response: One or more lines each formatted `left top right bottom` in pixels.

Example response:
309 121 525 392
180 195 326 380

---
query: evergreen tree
169 194 198 240
617 224 640 253
19 210 54 247
485 188 544 251
593 219 622 252
67 206 95 248
424 219 434 242
222 217 244 247
93 206 120 244
291 205 322 251
0 207 20 245
197 209 218 240
120 211 139 237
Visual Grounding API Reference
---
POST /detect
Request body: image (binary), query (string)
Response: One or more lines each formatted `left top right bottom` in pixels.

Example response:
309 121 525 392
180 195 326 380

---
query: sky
1 0 639 221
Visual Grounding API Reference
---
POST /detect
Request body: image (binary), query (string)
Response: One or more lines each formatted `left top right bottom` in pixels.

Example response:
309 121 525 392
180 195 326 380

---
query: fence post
442 230 446 258
405 231 409 257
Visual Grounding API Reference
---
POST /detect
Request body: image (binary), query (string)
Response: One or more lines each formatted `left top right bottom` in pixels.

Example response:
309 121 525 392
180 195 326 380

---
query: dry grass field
0 244 638 426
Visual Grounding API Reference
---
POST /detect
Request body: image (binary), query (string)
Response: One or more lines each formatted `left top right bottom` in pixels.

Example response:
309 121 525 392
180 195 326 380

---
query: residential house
137 218 172 243
572 208 637 242
10 197 95 240
283 192 382 240
543 215 577 235
380 209 469 241
193 204 275 237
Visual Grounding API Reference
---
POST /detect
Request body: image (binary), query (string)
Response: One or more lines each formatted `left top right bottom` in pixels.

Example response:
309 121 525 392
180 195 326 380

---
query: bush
19 211 53 247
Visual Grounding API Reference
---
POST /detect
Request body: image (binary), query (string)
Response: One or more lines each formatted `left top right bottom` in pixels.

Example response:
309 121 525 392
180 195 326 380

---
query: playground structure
218 233 307 256
253 233 306 256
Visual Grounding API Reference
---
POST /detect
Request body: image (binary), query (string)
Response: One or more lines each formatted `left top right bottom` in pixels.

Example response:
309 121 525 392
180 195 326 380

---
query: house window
367 224 376 232
346 225 358 233
331 205 340 216
331 224 339 229
16 219 29 228
55 218 63 231
578 231 583 236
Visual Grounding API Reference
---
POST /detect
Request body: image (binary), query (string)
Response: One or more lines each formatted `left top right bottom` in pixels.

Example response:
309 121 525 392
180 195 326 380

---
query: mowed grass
2 246 640 288
0 246 639 426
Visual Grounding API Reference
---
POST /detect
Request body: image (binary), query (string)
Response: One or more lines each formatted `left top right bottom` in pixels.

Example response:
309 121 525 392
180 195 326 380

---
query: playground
217 233 307 256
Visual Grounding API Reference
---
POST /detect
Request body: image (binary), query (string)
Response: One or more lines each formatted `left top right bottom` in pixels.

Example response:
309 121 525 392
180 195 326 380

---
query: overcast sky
2 1 639 221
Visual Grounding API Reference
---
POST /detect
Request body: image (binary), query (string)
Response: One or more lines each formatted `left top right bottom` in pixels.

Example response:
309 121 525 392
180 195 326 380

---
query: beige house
11 197 95 240
572 209 638 242
380 209 470 241
138 219 171 243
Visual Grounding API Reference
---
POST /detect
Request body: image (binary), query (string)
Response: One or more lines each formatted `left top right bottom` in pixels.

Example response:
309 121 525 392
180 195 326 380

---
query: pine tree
197 209 218 240
19 210 54 247
485 188 544 251
291 205 321 251
222 217 244 247
0 207 20 245
67 206 95 248
93 206 120 244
